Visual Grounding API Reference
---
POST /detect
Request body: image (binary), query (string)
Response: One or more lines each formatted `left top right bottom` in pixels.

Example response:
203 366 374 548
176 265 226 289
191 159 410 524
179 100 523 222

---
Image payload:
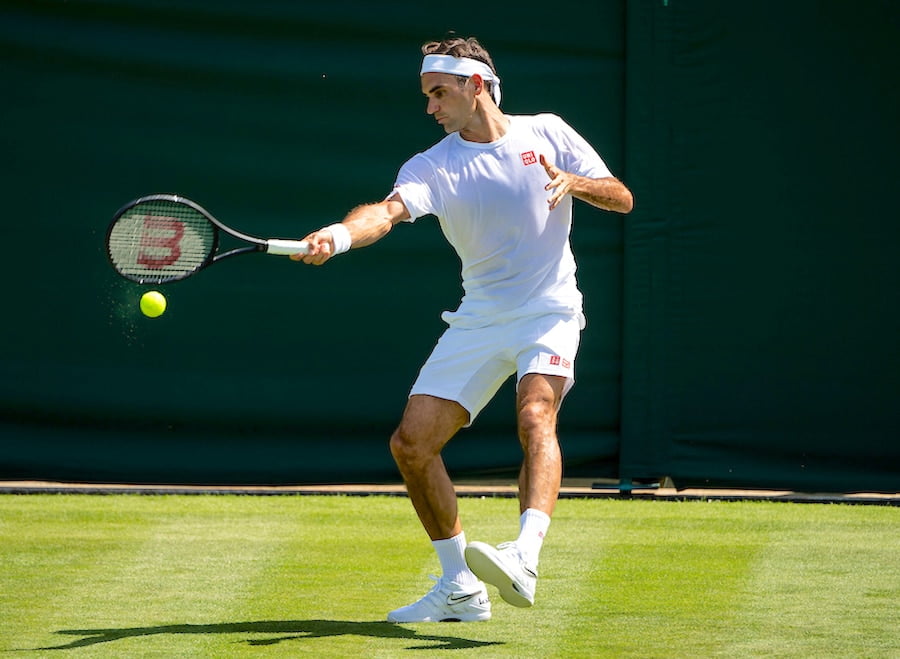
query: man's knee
516 375 566 443
389 395 468 467
389 422 424 466
517 399 557 440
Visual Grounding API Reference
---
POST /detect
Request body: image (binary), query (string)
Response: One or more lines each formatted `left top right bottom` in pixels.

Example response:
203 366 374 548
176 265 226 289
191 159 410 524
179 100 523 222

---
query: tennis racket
106 194 310 284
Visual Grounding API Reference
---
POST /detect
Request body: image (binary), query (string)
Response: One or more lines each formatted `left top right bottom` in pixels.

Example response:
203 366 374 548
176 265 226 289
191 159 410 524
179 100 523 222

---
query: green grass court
1 494 897 657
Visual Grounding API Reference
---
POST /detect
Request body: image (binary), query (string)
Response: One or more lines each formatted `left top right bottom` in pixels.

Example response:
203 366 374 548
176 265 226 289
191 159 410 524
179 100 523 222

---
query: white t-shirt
391 113 612 329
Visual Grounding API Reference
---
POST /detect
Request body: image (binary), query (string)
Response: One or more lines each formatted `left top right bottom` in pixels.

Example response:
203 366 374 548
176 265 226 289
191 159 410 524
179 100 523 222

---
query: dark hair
421 35 498 96
421 36 497 75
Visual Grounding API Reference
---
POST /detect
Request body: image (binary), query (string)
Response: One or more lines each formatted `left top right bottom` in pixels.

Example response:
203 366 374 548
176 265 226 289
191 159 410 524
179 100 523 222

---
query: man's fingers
290 231 333 265
540 155 572 209
306 242 332 265
539 154 556 179
547 177 571 210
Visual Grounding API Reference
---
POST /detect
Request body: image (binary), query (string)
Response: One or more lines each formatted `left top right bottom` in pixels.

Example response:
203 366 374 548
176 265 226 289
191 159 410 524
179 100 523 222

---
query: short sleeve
390 154 438 223
544 114 613 180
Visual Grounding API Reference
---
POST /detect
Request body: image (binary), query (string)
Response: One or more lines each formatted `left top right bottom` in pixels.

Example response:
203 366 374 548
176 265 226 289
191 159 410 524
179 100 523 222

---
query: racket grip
266 239 310 256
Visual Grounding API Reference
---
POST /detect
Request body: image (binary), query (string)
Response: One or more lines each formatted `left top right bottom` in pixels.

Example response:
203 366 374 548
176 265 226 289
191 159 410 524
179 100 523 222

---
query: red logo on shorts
521 151 537 166
549 355 571 369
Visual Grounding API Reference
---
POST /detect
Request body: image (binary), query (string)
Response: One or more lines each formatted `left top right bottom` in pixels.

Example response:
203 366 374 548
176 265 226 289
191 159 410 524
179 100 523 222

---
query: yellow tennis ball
140 290 167 318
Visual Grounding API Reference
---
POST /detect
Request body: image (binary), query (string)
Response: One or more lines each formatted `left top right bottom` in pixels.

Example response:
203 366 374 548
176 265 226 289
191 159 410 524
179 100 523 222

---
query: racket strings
107 200 215 283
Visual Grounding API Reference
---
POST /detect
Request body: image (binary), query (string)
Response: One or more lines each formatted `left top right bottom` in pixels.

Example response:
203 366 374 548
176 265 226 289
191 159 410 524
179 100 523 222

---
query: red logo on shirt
549 355 572 369
521 151 537 166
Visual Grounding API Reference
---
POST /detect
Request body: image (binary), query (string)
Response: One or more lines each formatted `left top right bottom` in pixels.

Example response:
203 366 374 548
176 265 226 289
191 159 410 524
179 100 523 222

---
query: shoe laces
496 542 537 576
496 541 526 561
423 575 451 600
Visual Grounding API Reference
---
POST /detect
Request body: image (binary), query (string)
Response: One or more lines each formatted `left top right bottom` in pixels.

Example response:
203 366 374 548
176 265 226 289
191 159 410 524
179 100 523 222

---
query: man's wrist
326 223 352 255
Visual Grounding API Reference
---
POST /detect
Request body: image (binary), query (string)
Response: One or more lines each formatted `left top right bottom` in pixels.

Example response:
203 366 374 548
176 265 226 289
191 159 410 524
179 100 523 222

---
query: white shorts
409 313 581 426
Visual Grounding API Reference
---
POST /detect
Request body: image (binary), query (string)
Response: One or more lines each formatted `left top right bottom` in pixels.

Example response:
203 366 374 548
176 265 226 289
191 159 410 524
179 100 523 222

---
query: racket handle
266 239 310 256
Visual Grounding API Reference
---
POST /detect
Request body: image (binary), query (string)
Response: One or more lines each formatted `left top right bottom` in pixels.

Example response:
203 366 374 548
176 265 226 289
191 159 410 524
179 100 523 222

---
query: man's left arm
540 154 634 214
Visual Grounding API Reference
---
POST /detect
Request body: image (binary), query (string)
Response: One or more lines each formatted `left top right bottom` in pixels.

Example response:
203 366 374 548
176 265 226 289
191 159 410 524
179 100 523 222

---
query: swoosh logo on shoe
447 592 478 604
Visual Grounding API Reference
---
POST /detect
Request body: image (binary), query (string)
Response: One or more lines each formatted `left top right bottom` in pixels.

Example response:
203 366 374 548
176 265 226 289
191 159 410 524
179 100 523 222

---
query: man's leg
387 394 491 623
389 393 469 540
466 373 567 608
515 373 566 516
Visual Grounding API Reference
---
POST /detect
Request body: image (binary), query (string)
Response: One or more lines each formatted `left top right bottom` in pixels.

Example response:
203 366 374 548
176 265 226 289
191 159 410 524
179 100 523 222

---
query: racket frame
106 193 308 284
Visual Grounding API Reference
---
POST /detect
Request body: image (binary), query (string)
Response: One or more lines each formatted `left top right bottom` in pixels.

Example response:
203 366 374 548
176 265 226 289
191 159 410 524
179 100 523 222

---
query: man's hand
541 154 576 211
290 228 335 266
540 154 634 214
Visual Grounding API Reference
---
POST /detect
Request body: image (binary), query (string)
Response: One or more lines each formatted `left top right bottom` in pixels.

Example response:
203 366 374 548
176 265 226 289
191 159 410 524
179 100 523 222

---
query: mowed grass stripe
557 500 769 657
728 504 900 658
529 498 619 657
96 497 287 631
451 497 604 657
4 496 295 654
1 495 162 651
237 495 515 657
240 495 433 621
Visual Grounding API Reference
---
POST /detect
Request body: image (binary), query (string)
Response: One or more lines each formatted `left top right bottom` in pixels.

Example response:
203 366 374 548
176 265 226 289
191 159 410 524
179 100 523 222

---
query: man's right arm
291 193 411 266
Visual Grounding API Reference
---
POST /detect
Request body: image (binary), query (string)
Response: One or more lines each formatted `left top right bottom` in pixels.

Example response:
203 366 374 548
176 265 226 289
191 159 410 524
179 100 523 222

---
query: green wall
1 1 897 491
621 1 899 491
0 0 626 483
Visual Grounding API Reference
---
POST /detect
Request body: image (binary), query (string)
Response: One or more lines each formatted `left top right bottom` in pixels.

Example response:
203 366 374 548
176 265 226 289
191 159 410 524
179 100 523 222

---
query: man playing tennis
293 36 633 622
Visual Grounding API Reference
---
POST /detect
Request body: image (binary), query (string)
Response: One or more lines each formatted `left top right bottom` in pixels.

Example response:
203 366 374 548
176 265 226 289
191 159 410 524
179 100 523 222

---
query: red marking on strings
137 216 184 268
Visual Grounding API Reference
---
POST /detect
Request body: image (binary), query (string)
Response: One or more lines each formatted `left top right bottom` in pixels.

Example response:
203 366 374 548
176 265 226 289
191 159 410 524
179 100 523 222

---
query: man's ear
469 73 484 95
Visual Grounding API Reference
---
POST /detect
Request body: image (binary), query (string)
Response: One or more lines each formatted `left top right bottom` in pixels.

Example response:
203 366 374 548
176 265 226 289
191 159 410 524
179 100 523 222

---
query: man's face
421 72 476 134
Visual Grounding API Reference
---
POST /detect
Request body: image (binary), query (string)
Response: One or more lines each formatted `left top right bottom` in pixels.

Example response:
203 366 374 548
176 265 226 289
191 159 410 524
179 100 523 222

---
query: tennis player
293 36 633 622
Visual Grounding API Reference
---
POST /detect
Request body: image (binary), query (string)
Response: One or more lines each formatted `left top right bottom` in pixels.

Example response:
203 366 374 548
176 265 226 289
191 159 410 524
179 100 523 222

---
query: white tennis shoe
465 541 537 608
387 576 491 623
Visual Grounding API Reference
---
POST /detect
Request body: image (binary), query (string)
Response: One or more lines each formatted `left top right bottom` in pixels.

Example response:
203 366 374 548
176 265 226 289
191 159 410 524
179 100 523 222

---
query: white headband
420 54 502 107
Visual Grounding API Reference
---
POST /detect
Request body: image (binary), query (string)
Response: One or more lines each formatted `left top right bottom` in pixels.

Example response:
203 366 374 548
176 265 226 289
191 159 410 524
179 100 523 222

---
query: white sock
433 532 479 586
516 509 551 566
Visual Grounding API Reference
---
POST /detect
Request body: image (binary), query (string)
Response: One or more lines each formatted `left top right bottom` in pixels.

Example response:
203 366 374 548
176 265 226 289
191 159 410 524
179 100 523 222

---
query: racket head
106 194 219 284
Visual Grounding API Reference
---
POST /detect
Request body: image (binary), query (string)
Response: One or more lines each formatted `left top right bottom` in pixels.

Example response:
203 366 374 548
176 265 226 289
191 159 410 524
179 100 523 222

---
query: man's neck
459 104 509 143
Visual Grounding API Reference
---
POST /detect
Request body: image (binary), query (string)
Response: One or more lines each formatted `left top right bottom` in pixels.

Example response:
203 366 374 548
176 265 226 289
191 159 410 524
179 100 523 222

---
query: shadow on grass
37 619 503 651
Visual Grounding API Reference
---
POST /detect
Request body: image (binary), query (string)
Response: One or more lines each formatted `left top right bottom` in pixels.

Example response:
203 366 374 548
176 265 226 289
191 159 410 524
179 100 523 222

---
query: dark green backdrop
621 1 899 491
1 0 897 491
0 0 626 484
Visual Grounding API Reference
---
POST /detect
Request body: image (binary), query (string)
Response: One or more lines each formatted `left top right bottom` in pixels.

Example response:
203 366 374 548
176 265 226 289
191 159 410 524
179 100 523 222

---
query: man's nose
426 98 438 115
